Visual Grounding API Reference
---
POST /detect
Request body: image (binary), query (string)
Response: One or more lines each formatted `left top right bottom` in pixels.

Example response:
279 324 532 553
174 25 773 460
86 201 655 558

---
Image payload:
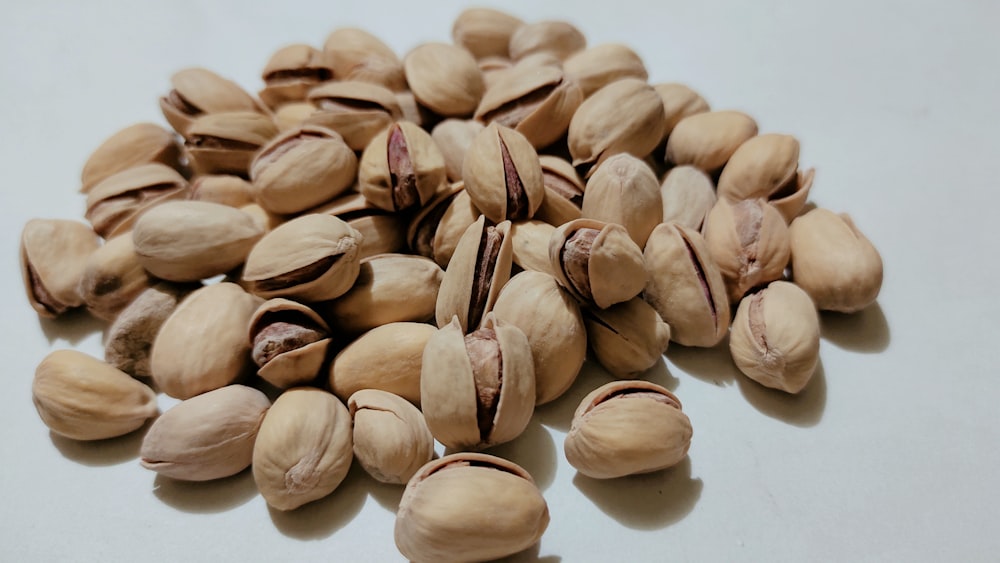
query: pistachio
20 219 100 318
730 281 820 393
508 20 586 61
243 214 364 302
430 119 485 182
583 296 671 378
184 111 278 177
407 185 480 268
78 234 154 322
478 55 514 89
421 314 534 450
308 192 408 259
643 223 730 347
789 208 883 312
140 384 270 481
80 122 184 193
258 44 333 109
404 42 485 117
564 380 692 478
253 387 353 510
564 43 647 98
653 82 710 138
660 165 717 231
509 220 557 276
717 134 814 222
250 125 357 214
306 80 403 151
463 122 544 222
395 90 433 127
273 101 317 132
665 110 758 173
395 452 549 562
359 121 446 212
32 350 158 441
539 154 585 208
159 67 265 136
240 202 285 233
151 282 261 399
191 174 255 207
132 201 263 282
105 282 198 378
451 8 524 59
249 299 332 389
328 322 436 405
348 389 434 484
549 219 647 309
435 215 513 333
534 183 582 226
84 163 190 239
581 153 663 247
323 27 406 91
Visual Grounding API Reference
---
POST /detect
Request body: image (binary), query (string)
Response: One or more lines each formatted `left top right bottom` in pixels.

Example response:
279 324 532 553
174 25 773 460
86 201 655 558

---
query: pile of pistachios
20 7 883 561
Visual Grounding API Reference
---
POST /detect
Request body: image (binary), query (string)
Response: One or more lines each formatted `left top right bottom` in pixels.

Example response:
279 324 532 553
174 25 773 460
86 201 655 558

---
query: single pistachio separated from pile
20 219 100 318
348 389 435 485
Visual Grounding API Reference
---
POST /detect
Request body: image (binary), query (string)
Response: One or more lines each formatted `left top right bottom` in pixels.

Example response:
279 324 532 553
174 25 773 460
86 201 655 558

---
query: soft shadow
485 419 558 491
638 356 679 391
268 461 368 540
573 457 702 530
39 308 105 345
364 469 406 513
491 542 562 563
737 360 827 427
666 338 739 387
49 421 149 466
820 302 890 353
534 361 613 432
153 468 258 513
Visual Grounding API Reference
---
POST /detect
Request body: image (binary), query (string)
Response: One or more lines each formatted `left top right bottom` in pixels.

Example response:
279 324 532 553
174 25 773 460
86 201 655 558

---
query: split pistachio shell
20 219 100 318
323 28 406 91
653 83 710 138
549 219 647 309
643 223 730 347
105 282 197 378
140 384 270 481
435 216 513 333
789 208 883 312
78 234 154 322
253 387 353 510
539 154 585 208
493 271 587 405
258 44 333 109
306 80 403 151
249 299 331 389
717 134 813 222
80 122 184 193
348 389 434 484
407 185 479 268
533 189 582 232
359 121 446 212
730 281 820 393
151 282 261 399
581 153 663 247
191 175 255 207
420 314 535 450
509 20 586 61
660 165 717 231
395 453 549 562
564 43 647 98
132 201 263 282
329 322 436 404
665 110 758 173
159 67 265 136
404 42 485 117
584 297 671 378
509 220 557 276
704 198 791 303
564 380 692 479
242 214 364 302
184 111 278 176
32 350 158 441
84 163 190 239
451 8 524 59
431 119 485 182
463 122 544 222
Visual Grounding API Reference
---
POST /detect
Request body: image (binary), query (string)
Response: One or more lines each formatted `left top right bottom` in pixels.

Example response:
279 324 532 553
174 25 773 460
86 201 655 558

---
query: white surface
1 1 998 561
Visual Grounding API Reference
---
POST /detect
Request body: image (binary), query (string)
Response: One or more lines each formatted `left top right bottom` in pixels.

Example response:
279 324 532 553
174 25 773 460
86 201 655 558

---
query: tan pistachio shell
564 43 648 98
84 163 190 239
306 80 403 151
359 121 446 212
534 185 582 226
308 192 408 259
407 185 480 268
583 296 671 378
80 122 184 193
539 154 585 207
328 322 436 404
191 174 255 207
665 110 758 173
273 101 317 132
435 216 513 332
159 67 266 136
348 389 435 484
581 153 663 247
258 44 334 109
451 8 524 59
248 299 331 389
323 27 406 91
653 82 711 138
239 203 286 233
404 42 485 117
509 20 586 61
509 220 557 276
564 380 692 479
20 219 100 318
462 122 544 222
184 111 278 176
717 134 814 222
549 219 648 309
430 119 485 182
105 281 198 378
78 233 154 322
704 198 791 303
660 165 717 231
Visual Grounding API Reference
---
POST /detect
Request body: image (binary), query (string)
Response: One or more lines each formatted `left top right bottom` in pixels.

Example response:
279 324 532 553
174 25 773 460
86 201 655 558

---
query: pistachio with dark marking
249 298 332 388
435 215 513 333
258 44 334 109
359 121 446 212
462 122 544 223
78 234 154 322
549 219 647 309
85 163 190 239
105 282 198 378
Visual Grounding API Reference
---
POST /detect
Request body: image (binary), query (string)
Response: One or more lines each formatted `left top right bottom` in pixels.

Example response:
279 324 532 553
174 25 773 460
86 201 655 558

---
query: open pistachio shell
159 67 266 136
84 163 190 239
80 122 184 193
549 218 647 309
306 80 403 151
249 299 332 389
717 133 813 222
184 111 278 177
462 122 545 223
258 44 333 109
359 121 446 212
20 219 100 318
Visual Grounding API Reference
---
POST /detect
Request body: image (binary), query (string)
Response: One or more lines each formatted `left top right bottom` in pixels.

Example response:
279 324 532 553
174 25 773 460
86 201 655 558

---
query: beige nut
274 101 320 132
249 299 332 389
539 154 585 208
584 296 671 378
84 163 190 239
665 110 758 173
306 80 403 151
184 111 278 177
80 122 184 193
717 134 814 222
32 350 158 441
159 67 266 136
430 119 485 182
78 233 154 322
451 8 524 59
308 192 409 259
348 389 435 485
359 121 446 212
258 44 333 109
462 122 544 222
508 20 586 61
435 215 513 333
653 82 710 138
509 219 557 276
328 322 437 405
549 219 648 309
581 153 663 247
20 219 100 318
660 165 717 231
564 43 648 98
323 27 406 91
404 42 485 117
704 198 791 303
105 282 198 378
191 175 255 208
407 184 480 268
564 380 692 479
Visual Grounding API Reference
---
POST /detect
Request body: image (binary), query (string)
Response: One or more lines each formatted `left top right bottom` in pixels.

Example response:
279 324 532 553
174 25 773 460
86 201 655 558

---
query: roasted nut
328 322 436 405
665 110 758 173
306 80 403 151
348 389 435 484
451 8 524 59
660 165 717 231
258 44 333 109
359 121 446 212
184 111 278 177
478 55 514 89
20 219 100 318
249 299 332 388
323 27 406 91
407 185 480 268
80 122 184 193
704 198 791 303
564 380 692 478
240 203 285 233
78 234 154 322
404 42 485 117
159 67 265 136
509 220 557 275
583 296 671 378
549 219 647 309
253 387 353 510
430 119 485 182
509 20 586 61
435 216 513 333
191 175 255 207
730 281 820 393
653 82 710 138
273 101 317 132
32 350 158 441
105 282 198 378
564 43 647 98
84 163 190 239
308 192 408 259
581 153 663 247
462 122 544 222
539 154 585 208
140 384 270 481
717 134 813 222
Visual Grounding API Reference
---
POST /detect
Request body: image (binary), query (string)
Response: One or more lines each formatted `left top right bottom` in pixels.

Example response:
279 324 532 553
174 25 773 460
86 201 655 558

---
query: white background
2 0 998 561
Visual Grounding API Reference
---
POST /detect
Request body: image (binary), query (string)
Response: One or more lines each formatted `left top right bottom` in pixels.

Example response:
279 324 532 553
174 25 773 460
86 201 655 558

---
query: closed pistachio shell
395 453 549 562
584 297 671 378
84 163 190 239
32 350 158 441
789 208 883 312
730 281 820 393
140 384 270 481
307 192 408 259
253 387 352 510
329 322 436 404
323 27 406 91
717 134 813 222
249 299 332 389
359 121 446 212
80 122 184 193
509 20 586 61
105 282 198 378
78 234 154 322
185 111 278 177
660 165 717 231
348 389 434 484
509 220 557 276
653 82 710 138
239 203 285 233
306 80 403 151
665 110 758 173
431 119 485 182
452 8 524 59
564 380 692 478
159 67 266 136
462 122 544 222
258 44 333 109
564 43 648 98
191 175 255 207
581 153 663 247
704 198 791 303
20 219 100 318
435 216 513 333
404 42 485 117
549 219 648 309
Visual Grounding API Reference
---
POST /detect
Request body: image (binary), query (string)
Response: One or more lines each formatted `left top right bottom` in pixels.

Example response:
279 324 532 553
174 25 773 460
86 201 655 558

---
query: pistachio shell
329 322 437 404
539 154 585 207
435 216 513 332
78 234 154 322
549 219 648 309
248 299 331 389
665 110 758 173
159 67 265 136
653 82 710 138
80 122 184 193
20 219 100 318
404 42 485 117
451 8 524 59
306 80 403 151
462 122 544 222
508 20 586 61
430 119 485 182
474 64 582 149
359 121 446 212
583 297 671 378
273 101 317 132
84 163 190 239
323 28 406 91
509 220 557 276
407 185 480 268
191 175 255 207
348 389 434 484
581 153 663 247
564 43 648 98
258 44 333 109
308 192 408 259
184 111 278 176
105 282 198 378
717 134 814 223
660 165 717 231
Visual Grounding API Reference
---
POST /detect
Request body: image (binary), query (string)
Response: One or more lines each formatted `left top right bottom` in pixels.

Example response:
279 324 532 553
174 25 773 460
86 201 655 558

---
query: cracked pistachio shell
407 185 480 268
463 123 544 222
20 219 100 318
509 20 586 61
395 453 549 562
583 297 671 378
140 384 270 481
151 282 261 399
243 214 364 302
643 223 730 347
258 44 333 109
420 314 535 450
568 78 667 175
452 8 524 59
80 123 184 193
253 387 352 510
474 63 583 149
582 153 663 247
323 28 406 91
493 271 587 405
348 389 435 484
549 219 647 309
105 282 198 378
191 175 255 207
564 43 648 98
653 83 710 138
308 192 408 259
509 220 557 276
319 254 443 335
249 299 331 389
730 281 820 393
435 216 513 333
184 111 278 177
132 201 263 282
704 198 791 303
539 154 585 208
665 110 758 173
306 80 403 151
250 125 357 214
565 380 691 479
404 42 485 117
329 322 436 404
718 134 814 222
78 234 154 322
789 208 883 313
430 119 485 182
159 67 266 136
84 163 190 239
32 350 158 441
660 165 717 231
359 121 446 212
